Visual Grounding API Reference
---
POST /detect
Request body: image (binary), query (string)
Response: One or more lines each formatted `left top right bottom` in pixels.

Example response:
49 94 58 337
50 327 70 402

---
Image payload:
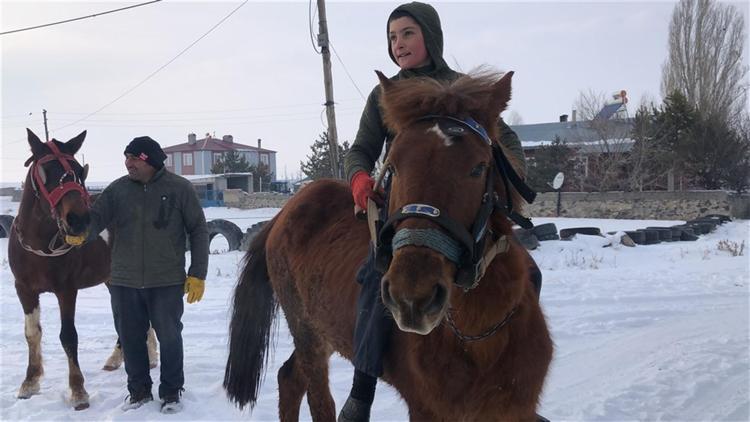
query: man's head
124 136 166 183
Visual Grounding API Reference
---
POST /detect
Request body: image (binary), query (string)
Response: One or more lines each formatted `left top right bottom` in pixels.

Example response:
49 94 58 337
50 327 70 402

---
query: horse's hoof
18 382 40 399
72 391 90 410
74 401 90 411
102 355 123 371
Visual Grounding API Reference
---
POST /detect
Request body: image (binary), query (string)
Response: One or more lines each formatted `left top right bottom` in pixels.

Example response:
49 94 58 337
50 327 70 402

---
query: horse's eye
470 164 486 178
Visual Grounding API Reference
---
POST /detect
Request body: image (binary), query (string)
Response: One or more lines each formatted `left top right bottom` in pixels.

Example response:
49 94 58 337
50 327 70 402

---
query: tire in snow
206 219 243 252
0 215 14 239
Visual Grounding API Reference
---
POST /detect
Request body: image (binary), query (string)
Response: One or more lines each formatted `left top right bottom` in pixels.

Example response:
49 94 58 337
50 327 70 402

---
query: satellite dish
552 172 565 190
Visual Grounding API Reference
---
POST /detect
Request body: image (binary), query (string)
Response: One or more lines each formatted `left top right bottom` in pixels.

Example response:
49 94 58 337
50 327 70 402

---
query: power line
0 0 163 36
308 0 320 54
50 0 249 134
2 99 365 118
330 41 366 101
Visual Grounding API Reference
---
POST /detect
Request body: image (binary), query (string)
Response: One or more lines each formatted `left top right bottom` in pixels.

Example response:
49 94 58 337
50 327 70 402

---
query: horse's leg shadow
55 289 89 410
17 289 43 400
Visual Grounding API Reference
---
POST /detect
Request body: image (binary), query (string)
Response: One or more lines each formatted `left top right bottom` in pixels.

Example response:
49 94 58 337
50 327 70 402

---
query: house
163 133 277 180
511 91 634 185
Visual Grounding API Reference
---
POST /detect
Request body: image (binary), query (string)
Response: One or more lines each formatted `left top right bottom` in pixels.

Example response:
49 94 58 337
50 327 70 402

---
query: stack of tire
510 213 732 250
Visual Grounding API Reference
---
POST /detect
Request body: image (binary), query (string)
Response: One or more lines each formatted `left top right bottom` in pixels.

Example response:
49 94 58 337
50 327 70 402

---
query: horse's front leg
55 289 89 410
16 287 43 399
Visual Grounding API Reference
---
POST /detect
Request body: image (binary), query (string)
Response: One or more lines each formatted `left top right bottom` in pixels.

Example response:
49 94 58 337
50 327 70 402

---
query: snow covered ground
0 196 748 421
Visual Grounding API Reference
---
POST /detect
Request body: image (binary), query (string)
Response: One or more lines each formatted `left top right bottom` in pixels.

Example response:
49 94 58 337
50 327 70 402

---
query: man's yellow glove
184 276 205 304
64 233 87 246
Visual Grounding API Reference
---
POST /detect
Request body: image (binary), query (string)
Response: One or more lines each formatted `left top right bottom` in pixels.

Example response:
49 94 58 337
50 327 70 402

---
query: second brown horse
224 70 553 421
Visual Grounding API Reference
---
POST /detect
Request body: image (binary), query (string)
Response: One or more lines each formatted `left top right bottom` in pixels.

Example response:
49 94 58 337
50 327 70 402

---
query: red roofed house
163 133 277 179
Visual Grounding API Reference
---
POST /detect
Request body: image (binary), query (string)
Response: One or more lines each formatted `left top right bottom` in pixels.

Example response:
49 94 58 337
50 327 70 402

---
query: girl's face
389 16 430 70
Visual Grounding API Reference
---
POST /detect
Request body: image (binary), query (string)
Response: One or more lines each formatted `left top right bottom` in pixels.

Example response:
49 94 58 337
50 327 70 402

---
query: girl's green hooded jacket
343 1 525 182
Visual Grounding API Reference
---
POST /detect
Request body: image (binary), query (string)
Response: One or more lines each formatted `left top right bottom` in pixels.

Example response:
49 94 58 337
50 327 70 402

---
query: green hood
387 2 450 74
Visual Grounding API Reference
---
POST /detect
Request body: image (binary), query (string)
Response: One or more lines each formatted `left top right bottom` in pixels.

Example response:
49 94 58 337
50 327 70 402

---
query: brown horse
8 129 156 410
224 70 553 421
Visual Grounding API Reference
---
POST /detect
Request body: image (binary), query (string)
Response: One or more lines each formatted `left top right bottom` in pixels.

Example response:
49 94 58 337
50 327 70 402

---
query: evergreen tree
682 115 750 191
249 163 274 192
525 136 577 192
211 150 251 174
300 133 350 180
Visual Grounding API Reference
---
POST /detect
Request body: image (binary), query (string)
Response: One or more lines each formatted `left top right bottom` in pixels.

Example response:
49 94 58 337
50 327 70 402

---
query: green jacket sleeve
497 118 527 177
344 86 389 182
86 184 116 242
182 182 209 280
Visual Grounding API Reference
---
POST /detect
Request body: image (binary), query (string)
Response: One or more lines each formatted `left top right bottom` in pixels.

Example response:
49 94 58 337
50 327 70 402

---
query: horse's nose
66 212 90 235
381 278 395 309
381 277 447 317
421 284 447 316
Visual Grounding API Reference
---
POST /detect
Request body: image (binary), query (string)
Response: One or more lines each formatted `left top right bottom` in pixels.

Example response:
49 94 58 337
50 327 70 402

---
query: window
260 154 269 166
165 154 173 167
183 152 193 166
213 153 222 164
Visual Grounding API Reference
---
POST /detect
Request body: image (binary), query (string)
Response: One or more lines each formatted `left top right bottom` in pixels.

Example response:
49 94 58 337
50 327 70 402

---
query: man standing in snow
72 136 209 413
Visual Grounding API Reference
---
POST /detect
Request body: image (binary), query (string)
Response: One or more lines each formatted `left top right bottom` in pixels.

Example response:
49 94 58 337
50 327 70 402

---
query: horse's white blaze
427 123 453 146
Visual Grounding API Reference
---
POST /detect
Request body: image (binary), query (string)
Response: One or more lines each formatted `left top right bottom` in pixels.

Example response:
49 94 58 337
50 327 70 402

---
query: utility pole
42 109 49 141
316 0 340 179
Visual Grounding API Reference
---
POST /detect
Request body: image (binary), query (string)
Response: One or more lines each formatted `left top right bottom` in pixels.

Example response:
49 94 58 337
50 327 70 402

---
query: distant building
512 90 633 157
163 133 277 180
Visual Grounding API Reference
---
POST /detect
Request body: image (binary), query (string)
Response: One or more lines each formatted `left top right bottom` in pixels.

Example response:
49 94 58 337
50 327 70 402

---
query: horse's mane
378 68 527 211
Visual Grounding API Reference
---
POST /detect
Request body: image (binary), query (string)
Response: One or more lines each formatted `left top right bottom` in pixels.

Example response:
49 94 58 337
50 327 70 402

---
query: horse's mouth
384 284 448 335
61 211 91 237
389 305 445 335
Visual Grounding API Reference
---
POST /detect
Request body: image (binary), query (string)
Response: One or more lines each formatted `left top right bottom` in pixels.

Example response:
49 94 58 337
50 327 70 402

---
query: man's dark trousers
110 284 184 399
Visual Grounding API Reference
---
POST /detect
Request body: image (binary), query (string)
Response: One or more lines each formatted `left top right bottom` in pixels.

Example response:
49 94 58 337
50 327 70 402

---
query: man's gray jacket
88 167 209 288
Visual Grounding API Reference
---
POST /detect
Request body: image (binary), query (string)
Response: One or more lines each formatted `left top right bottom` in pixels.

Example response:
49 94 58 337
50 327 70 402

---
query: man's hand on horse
184 276 205 304
64 233 88 246
351 171 384 217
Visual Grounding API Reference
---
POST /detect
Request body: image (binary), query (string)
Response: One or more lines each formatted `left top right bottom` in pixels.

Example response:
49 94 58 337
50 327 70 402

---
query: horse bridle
15 140 91 257
26 140 91 219
369 115 537 291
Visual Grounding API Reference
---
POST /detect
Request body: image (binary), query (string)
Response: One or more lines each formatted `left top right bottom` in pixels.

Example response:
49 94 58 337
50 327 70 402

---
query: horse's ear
66 130 87 154
27 128 47 159
375 70 393 93
81 164 89 182
488 71 513 117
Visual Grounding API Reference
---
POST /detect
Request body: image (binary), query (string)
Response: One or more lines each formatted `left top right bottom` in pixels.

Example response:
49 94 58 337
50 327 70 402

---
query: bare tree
506 110 524 126
572 89 633 191
661 0 748 126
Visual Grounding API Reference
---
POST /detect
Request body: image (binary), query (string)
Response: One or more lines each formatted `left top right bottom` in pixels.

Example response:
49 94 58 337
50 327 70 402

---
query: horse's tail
223 217 279 410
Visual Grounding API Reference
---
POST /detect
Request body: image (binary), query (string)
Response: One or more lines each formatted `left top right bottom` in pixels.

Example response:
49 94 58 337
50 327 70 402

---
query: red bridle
29 141 90 219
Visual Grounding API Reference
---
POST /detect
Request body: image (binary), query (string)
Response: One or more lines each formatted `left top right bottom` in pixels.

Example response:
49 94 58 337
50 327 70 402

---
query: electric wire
308 0 320 54
1 0 163 36
330 41 366 101
49 0 249 135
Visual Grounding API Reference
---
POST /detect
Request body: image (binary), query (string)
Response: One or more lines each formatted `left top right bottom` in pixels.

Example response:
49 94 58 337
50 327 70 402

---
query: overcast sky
2 0 748 184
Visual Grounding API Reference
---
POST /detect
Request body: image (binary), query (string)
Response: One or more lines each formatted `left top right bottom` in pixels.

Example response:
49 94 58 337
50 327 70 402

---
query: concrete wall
221 188 749 220
223 189 290 209
526 191 750 220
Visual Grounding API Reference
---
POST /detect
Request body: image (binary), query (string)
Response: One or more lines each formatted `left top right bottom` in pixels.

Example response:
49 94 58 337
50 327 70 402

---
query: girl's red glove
350 171 383 210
